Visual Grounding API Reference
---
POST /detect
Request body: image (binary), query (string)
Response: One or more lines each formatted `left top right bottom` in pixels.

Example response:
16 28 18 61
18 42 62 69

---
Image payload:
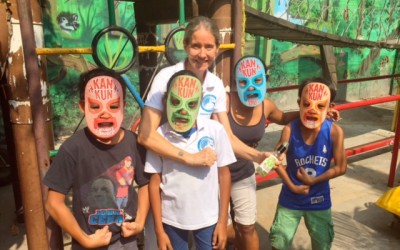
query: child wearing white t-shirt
145 70 236 250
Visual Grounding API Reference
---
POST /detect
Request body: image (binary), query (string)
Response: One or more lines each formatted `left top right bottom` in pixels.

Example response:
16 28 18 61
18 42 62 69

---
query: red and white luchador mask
84 75 124 139
299 82 331 129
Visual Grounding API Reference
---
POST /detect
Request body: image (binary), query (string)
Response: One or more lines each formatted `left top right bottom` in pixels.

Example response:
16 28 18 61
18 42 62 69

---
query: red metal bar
345 137 394 157
267 85 297 93
388 100 400 187
267 74 400 93
257 137 395 184
338 74 400 84
335 95 400 111
256 171 280 183
258 95 400 186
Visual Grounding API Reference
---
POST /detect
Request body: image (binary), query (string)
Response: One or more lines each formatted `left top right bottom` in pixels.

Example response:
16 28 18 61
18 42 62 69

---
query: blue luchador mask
235 56 267 107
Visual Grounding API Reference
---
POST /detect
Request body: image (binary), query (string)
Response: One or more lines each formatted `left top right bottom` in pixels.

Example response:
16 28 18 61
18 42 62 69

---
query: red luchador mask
84 75 124 139
299 82 330 129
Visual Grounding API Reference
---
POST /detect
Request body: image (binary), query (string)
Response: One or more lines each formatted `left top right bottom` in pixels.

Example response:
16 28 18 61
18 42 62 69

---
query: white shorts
230 174 257 225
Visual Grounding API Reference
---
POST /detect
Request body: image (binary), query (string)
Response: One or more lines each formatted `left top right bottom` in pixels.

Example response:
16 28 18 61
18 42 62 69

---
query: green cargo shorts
269 205 334 250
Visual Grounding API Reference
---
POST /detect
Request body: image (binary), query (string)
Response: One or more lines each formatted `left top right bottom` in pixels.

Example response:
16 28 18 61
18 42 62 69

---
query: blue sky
273 0 306 25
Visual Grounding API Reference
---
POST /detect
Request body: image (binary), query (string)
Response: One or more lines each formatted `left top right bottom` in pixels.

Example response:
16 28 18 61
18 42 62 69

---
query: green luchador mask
166 72 202 133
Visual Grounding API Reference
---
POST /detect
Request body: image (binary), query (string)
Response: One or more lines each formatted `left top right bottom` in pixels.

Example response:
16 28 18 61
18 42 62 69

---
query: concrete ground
1 103 400 249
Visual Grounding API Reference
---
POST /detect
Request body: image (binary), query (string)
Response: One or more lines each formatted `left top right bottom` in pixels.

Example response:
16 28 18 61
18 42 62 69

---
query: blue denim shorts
163 223 216 250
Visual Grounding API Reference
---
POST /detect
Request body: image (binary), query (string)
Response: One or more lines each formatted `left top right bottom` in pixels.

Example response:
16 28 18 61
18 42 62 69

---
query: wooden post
208 0 233 88
7 0 62 248
320 45 338 87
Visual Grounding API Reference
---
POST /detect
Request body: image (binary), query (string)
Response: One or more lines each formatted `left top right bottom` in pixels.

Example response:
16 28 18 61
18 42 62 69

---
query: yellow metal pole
36 47 92 55
36 44 235 55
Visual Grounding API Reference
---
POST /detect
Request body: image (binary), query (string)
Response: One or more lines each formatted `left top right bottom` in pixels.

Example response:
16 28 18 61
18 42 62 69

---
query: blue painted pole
122 74 145 109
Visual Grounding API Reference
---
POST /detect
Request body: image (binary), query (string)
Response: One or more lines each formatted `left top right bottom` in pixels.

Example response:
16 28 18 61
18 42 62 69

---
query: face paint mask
235 57 267 107
166 74 202 133
299 82 331 129
84 75 124 139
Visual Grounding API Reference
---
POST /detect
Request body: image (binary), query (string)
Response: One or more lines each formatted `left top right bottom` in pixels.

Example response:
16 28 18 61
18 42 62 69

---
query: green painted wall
40 0 399 137
244 0 399 106
42 0 139 138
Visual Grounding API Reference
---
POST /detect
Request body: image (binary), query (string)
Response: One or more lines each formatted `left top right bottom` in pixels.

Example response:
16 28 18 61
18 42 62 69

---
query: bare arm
137 106 217 167
265 99 299 125
275 164 310 195
297 123 347 185
274 125 310 195
213 111 268 164
149 173 173 250
135 184 150 228
121 184 149 237
212 166 231 250
45 190 112 248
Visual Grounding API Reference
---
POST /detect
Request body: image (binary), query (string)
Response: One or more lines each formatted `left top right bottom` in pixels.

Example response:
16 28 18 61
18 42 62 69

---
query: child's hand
296 167 314 185
273 159 283 170
273 153 286 170
156 231 173 250
277 152 286 161
290 184 310 195
212 222 227 249
85 226 112 248
121 222 143 238
327 105 341 122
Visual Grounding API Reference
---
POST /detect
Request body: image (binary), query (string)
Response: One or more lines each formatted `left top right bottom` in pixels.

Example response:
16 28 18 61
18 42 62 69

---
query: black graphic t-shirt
44 128 149 249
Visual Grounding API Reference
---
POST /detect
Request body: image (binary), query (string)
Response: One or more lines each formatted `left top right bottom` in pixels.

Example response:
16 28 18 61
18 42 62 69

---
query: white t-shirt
145 118 236 230
145 61 227 118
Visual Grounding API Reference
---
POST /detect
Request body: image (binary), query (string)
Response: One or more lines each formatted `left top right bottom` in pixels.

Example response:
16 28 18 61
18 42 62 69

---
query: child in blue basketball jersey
270 77 347 250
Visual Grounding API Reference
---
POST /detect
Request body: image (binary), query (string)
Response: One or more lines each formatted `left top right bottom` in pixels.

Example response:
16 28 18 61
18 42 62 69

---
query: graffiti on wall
42 0 139 137
245 0 399 92
41 0 399 136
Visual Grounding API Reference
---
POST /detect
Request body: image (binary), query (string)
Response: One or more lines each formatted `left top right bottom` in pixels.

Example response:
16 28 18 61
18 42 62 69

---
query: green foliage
246 0 264 9
49 69 82 137
268 41 300 86
253 0 399 92
117 2 136 31
288 0 321 20
42 0 399 138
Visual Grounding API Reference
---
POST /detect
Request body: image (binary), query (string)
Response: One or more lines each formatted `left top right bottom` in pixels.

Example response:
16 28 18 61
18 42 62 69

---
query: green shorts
269 205 334 250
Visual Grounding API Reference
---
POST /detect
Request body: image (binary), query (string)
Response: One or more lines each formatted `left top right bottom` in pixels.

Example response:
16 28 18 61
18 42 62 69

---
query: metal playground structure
0 0 399 249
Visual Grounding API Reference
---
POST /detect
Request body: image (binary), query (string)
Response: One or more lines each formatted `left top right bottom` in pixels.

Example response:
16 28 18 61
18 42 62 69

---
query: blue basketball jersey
279 118 334 210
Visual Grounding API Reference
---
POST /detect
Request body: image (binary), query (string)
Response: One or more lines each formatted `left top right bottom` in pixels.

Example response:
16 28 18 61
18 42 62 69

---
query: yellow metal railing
36 43 235 55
